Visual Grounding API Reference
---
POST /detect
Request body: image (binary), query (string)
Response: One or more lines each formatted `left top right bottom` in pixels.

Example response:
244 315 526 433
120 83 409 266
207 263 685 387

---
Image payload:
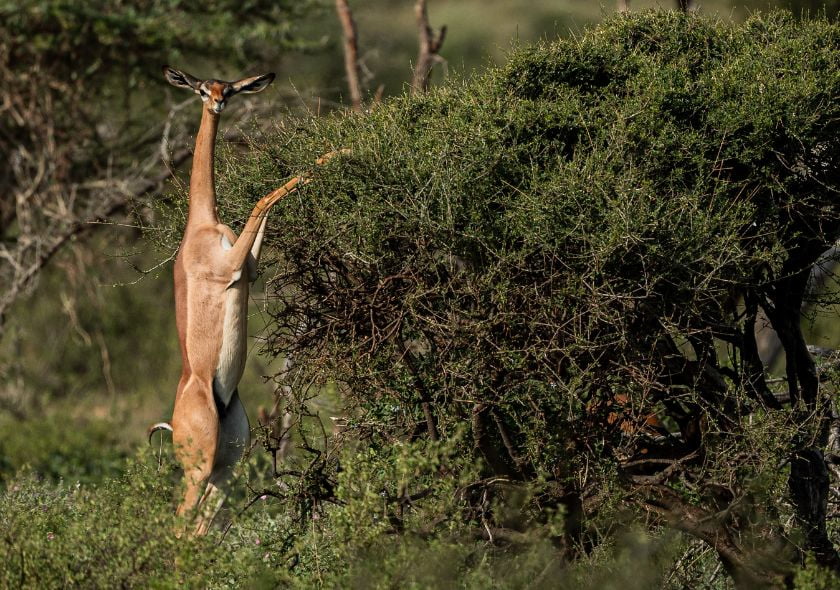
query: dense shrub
164 10 840 587
0 412 128 485
0 455 280 588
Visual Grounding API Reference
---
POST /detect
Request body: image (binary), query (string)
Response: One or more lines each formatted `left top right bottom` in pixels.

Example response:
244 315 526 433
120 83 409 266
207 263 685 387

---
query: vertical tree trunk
411 0 447 95
768 248 840 573
335 0 363 111
618 0 629 12
790 449 840 571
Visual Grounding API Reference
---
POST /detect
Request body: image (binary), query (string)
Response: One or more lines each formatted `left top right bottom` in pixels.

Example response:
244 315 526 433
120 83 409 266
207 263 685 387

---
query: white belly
213 281 248 406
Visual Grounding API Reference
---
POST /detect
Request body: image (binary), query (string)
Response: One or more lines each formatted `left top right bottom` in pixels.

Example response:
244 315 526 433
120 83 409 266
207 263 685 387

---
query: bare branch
0 146 193 331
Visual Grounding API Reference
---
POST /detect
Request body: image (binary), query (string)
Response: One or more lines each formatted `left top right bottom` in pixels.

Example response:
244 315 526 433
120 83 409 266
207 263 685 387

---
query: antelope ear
163 66 201 91
231 73 275 94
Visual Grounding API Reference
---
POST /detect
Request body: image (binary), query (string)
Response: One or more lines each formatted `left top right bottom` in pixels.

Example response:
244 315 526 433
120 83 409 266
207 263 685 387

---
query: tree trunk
335 0 363 111
789 449 840 571
411 0 447 95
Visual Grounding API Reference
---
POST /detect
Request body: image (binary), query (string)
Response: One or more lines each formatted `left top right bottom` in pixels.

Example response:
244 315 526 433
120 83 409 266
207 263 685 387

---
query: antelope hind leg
171 380 219 535
192 390 250 535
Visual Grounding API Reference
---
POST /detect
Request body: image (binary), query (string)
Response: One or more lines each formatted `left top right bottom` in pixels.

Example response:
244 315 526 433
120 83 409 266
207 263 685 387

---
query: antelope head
163 65 275 114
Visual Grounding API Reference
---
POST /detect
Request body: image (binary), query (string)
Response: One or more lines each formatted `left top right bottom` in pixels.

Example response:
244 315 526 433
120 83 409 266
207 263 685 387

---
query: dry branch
0 143 192 329
637 484 790 588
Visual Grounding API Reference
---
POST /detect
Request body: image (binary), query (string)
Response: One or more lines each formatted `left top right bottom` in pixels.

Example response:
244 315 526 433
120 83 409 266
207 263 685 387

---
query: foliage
1 0 318 73
192 10 840 586
276 437 688 589
0 410 128 485
0 442 719 589
0 454 286 589
794 555 840 589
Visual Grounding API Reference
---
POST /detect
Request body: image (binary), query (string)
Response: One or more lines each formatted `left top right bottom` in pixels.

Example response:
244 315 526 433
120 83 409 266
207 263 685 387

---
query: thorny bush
197 11 840 588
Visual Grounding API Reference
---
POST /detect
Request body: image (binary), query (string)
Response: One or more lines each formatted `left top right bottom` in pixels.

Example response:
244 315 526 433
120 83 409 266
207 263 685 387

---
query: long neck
187 107 221 226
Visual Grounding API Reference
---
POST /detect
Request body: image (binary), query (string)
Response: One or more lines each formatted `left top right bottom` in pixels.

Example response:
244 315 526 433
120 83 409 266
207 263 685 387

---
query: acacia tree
210 11 840 586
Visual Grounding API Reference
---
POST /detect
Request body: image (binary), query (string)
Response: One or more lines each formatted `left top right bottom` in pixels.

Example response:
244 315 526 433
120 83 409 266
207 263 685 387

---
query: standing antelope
150 66 338 535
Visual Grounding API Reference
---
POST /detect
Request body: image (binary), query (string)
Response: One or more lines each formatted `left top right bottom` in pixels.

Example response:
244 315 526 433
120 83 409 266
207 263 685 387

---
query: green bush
154 10 840 587
0 453 288 589
0 412 128 485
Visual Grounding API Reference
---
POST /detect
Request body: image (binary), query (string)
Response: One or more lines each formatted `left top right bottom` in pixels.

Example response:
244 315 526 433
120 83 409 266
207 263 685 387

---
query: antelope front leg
225 176 305 280
247 215 270 282
227 149 349 278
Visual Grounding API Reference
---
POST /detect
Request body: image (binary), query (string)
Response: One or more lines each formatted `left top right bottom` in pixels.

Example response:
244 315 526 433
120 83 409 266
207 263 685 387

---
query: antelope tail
147 421 173 445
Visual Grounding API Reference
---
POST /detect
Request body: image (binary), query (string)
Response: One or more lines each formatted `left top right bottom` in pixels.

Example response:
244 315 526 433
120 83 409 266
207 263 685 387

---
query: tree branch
0 146 192 330
636 484 788 588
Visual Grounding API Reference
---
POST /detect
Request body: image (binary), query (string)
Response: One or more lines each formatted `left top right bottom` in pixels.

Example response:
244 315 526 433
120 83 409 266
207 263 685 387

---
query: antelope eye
199 88 208 98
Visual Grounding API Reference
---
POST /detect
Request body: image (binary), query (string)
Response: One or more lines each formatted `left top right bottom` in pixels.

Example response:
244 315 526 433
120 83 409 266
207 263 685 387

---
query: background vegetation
2 2 840 588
